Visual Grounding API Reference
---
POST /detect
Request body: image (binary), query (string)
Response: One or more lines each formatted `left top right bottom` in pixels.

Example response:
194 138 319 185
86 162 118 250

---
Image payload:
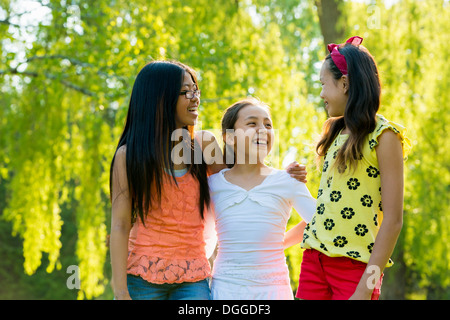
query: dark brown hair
221 97 270 168
316 44 381 172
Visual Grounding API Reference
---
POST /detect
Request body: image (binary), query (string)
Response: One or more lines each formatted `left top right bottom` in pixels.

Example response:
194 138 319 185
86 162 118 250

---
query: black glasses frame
180 90 201 99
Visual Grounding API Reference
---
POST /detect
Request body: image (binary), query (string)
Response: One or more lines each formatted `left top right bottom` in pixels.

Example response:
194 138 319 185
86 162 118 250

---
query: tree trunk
314 0 346 54
380 230 407 299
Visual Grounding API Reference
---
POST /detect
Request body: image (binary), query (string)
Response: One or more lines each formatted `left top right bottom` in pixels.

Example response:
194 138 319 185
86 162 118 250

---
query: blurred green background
0 0 448 300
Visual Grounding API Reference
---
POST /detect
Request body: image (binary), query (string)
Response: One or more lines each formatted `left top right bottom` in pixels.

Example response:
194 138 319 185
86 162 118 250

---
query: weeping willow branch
1 68 97 97
25 54 129 84
0 68 97 97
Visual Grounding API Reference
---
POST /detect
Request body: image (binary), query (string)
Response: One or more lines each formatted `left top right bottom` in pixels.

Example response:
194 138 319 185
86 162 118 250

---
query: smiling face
175 71 199 128
319 60 349 117
227 104 274 164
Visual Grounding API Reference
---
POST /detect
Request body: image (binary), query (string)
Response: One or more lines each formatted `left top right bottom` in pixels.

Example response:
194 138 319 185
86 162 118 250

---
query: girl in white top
209 98 316 300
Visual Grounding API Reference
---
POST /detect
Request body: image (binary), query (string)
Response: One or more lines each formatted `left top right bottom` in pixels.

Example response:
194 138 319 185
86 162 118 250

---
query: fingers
286 162 308 183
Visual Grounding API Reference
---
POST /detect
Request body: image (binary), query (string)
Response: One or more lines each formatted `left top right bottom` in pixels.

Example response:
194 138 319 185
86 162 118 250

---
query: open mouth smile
252 138 268 145
188 105 198 114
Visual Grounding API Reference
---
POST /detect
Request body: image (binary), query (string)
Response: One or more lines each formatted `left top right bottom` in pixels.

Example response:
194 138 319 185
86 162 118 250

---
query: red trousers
296 249 383 300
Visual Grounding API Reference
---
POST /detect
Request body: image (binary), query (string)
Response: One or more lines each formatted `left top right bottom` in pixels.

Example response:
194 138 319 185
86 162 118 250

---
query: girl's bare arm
350 130 404 299
284 220 307 249
110 146 133 300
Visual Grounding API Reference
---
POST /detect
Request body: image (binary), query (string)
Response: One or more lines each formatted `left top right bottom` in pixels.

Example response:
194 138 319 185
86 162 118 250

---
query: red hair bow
327 36 363 76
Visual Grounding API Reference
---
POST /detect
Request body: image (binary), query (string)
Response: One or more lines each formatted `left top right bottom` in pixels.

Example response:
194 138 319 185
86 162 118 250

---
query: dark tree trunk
379 230 407 300
314 0 346 54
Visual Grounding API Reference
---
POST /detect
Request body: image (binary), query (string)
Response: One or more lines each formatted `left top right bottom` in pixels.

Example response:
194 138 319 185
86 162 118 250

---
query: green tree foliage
0 0 448 299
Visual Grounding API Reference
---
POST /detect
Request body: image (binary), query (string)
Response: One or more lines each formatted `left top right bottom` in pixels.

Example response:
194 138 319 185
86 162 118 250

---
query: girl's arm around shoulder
110 146 133 300
195 130 227 175
285 161 308 183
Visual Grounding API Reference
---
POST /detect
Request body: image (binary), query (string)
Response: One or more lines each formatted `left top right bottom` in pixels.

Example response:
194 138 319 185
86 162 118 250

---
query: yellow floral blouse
302 115 411 267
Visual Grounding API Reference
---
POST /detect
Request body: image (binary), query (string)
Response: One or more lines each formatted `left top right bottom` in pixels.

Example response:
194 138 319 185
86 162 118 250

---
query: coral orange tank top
127 172 210 284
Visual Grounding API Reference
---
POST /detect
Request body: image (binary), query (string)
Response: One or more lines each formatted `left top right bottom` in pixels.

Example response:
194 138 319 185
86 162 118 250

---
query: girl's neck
229 163 270 176
225 163 272 191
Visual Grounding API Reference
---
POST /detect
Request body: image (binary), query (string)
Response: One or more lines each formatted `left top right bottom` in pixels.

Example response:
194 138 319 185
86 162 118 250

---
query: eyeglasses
180 90 201 99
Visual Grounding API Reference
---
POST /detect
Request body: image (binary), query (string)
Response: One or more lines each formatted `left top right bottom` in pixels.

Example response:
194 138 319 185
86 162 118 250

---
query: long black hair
316 43 381 172
110 60 210 224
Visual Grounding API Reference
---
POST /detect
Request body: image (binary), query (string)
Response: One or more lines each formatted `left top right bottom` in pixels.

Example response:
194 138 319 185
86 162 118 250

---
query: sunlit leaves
1 0 448 299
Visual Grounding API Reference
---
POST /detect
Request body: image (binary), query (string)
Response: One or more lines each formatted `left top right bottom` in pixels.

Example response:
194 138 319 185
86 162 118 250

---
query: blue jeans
127 274 211 300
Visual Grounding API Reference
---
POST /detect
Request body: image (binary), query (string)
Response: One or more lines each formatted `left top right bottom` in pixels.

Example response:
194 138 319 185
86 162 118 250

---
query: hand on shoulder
195 130 227 173
285 161 308 183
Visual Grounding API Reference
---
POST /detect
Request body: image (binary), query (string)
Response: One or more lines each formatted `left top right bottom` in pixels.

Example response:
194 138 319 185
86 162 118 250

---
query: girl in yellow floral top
296 36 411 300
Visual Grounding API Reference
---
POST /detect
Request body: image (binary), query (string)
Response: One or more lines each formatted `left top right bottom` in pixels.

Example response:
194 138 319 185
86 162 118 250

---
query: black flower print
355 224 368 236
333 150 339 159
323 161 329 172
361 195 373 207
373 213 378 226
312 216 316 225
303 233 309 242
366 166 380 178
333 236 348 248
376 126 382 132
317 189 323 198
317 203 325 215
347 178 360 190
320 243 328 252
330 191 342 202
346 251 361 259
305 223 310 231
369 139 377 150
367 243 374 253
341 207 355 219
378 201 383 211
312 229 317 239
324 219 335 231
327 176 333 188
